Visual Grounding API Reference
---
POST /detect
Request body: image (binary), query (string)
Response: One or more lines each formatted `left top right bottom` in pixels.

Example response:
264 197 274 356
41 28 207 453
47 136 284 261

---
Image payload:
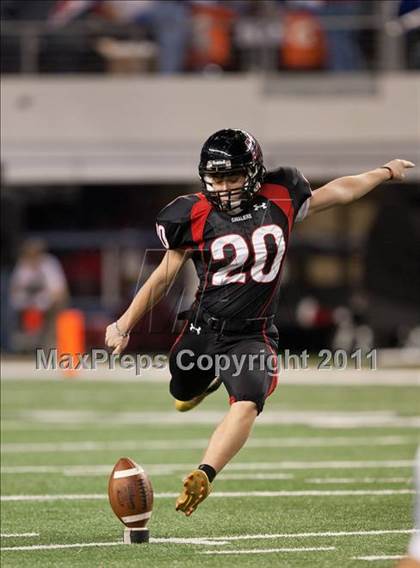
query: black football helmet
199 129 265 212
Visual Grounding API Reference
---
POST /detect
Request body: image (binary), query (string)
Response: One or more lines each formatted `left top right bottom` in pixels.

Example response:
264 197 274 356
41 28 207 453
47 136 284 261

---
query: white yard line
223 460 415 471
0 545 335 554
0 542 124 552
2 529 417 545
200 546 336 554
184 489 415 497
68 472 294 481
2 530 418 553
1 533 228 551
306 477 412 484
9 409 420 428
0 533 39 538
151 537 227 546
1 422 105 432
0 537 223 551
354 555 404 561
1 494 106 502
1 489 415 502
205 529 419 542
2 435 415 454
1 459 414 476
245 436 415 447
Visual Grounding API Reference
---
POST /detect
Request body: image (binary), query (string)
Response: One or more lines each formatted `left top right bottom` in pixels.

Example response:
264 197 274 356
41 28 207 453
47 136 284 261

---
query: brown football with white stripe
108 457 153 528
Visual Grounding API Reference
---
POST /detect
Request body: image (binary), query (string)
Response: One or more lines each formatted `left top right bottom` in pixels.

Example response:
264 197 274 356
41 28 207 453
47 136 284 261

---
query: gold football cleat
174 377 222 412
175 469 211 516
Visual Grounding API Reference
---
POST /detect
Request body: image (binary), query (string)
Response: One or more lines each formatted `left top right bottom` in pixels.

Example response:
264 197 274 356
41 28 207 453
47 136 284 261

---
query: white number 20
211 224 285 285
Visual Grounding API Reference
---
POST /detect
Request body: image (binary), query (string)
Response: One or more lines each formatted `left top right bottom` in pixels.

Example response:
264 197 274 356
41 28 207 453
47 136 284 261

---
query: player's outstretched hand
105 322 130 355
383 159 415 181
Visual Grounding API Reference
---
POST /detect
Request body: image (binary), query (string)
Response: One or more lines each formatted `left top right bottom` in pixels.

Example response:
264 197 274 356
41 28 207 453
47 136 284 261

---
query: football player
105 129 414 516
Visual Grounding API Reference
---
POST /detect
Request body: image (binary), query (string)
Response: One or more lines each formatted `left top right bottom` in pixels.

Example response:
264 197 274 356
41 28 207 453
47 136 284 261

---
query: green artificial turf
1 375 419 567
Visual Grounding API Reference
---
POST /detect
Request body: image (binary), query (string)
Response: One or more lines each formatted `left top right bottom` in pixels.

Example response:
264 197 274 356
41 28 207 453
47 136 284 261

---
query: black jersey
156 167 312 319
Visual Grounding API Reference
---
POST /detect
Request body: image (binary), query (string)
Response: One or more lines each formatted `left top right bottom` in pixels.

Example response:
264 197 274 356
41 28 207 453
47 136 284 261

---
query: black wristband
380 166 394 180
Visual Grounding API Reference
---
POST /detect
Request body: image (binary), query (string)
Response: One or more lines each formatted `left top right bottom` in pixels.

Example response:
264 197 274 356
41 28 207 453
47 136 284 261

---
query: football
108 457 154 528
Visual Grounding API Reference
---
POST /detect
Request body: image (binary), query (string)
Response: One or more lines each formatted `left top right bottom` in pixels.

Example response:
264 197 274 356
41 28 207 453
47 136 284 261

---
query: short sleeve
289 167 312 222
155 195 196 250
263 166 312 223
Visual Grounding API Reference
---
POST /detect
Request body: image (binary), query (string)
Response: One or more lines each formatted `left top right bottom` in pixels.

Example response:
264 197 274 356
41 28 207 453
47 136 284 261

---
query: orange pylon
56 309 86 377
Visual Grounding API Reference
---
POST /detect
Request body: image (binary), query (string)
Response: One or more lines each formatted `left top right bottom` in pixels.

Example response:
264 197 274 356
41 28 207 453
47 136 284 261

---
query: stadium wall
1 73 419 184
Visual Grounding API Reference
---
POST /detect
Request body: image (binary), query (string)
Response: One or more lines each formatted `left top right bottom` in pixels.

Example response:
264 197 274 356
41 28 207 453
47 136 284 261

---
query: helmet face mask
203 168 254 213
199 129 265 213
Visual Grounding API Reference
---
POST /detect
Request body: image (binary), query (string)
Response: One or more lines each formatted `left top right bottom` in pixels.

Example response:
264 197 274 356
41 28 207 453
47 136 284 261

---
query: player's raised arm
105 248 189 355
306 159 415 217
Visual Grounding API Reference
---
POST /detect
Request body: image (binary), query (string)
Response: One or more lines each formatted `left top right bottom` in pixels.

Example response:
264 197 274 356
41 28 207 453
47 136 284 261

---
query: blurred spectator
282 0 365 71
317 0 365 71
104 0 190 74
49 0 190 73
189 1 240 71
281 1 327 70
396 0 420 69
1 0 416 73
1 0 56 20
138 1 190 73
398 0 420 24
10 239 69 351
1 0 57 73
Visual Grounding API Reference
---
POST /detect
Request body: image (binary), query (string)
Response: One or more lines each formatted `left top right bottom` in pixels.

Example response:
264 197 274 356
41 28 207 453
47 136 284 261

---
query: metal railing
0 8 408 74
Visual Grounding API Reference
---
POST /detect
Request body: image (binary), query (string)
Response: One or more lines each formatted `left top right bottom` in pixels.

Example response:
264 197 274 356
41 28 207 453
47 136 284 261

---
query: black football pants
168 322 279 414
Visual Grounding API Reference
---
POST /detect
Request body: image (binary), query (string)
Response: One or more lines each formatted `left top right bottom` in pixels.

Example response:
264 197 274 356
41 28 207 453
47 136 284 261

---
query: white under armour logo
190 323 201 335
253 203 267 211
